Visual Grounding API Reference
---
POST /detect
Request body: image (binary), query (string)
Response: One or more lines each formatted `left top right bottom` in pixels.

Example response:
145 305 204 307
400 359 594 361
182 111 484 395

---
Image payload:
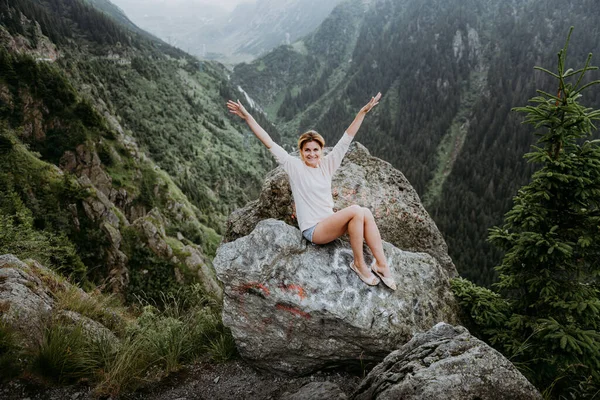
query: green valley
233 0 600 286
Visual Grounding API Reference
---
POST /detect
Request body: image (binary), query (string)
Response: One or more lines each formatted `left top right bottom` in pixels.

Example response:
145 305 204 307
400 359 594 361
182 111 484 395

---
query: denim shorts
302 224 317 243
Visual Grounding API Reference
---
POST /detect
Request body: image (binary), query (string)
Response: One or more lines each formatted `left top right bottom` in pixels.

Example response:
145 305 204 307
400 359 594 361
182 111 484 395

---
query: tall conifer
488 27 600 393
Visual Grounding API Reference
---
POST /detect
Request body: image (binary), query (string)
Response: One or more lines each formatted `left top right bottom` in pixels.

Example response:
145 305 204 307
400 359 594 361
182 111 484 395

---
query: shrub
450 277 510 342
0 197 87 281
0 134 13 154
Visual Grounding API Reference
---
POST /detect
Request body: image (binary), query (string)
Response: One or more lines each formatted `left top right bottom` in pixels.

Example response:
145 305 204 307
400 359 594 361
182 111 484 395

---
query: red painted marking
276 304 311 319
279 284 306 300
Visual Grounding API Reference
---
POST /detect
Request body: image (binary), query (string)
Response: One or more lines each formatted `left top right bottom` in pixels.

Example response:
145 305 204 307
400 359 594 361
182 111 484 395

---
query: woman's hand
359 92 382 115
227 99 274 148
227 99 250 120
345 92 382 137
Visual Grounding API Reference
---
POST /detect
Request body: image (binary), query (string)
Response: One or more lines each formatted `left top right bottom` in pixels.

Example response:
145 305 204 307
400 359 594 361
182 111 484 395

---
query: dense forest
233 0 600 286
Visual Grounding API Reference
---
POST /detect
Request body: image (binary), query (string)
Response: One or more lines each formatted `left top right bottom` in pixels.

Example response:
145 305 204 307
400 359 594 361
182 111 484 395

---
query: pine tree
488 28 600 395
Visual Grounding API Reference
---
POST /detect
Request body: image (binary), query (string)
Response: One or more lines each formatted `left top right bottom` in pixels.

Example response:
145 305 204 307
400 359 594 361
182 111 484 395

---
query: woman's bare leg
362 207 392 278
312 205 372 277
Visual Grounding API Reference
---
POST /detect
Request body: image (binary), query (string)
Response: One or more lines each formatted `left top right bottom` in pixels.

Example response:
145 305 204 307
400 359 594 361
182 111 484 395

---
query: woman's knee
361 206 374 220
348 204 362 215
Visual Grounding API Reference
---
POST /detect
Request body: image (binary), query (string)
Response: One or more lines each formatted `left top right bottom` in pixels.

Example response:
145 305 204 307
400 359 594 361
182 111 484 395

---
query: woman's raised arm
227 100 274 149
345 92 382 138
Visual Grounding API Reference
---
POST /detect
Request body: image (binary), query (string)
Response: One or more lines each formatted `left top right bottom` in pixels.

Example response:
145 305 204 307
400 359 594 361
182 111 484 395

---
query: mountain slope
0 0 273 298
233 0 600 285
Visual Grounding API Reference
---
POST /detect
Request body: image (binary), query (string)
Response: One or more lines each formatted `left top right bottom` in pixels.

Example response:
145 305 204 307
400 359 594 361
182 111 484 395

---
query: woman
226 94 396 290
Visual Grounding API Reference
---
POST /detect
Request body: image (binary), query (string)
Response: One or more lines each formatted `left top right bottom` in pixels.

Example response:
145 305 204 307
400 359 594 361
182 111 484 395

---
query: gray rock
77 175 122 228
351 323 542 400
77 175 130 293
281 382 347 400
101 221 130 292
54 310 118 342
0 256 117 347
0 255 55 347
132 209 174 259
224 142 456 277
132 209 223 299
182 244 223 300
214 219 460 375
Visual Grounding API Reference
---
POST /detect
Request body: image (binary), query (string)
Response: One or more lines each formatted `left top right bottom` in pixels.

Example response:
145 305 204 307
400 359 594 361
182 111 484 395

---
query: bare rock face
133 209 174 260
54 310 118 342
133 209 223 299
61 144 113 198
224 142 456 277
181 244 223 300
0 255 56 347
78 175 129 292
0 255 119 348
352 323 542 400
214 219 460 375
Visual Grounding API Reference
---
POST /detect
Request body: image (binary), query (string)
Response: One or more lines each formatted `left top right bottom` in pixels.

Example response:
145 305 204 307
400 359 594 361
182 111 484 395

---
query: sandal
349 261 380 286
371 261 397 291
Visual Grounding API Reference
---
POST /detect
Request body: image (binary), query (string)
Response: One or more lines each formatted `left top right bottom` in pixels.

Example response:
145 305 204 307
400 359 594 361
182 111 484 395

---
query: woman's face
301 140 322 168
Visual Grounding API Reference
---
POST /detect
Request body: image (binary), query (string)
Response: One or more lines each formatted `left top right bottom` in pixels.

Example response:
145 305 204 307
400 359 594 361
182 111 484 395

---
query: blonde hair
297 130 325 152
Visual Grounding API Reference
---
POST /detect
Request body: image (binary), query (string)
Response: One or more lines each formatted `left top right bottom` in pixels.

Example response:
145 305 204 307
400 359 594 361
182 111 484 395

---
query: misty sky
110 0 257 13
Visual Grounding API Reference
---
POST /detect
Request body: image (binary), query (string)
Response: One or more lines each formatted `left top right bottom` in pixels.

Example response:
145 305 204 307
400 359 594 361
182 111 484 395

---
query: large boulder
214 219 460 375
352 323 542 400
224 142 456 277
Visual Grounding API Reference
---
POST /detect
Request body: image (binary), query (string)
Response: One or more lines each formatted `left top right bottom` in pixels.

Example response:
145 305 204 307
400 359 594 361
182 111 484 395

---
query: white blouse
269 132 353 232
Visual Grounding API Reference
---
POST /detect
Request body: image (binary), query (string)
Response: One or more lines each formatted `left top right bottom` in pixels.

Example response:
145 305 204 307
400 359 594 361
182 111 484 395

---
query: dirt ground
0 359 362 400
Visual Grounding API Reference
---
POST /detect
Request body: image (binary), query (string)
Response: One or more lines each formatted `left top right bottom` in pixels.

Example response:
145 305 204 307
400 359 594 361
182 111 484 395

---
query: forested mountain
0 0 276 295
232 0 600 286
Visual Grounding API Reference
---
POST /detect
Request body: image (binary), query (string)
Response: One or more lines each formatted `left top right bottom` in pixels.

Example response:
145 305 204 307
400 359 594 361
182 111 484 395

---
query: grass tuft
54 286 128 335
207 331 237 363
33 322 97 383
10 284 235 396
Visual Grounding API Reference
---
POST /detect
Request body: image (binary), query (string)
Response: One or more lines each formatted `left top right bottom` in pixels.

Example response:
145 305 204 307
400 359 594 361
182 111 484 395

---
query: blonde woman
227 93 396 290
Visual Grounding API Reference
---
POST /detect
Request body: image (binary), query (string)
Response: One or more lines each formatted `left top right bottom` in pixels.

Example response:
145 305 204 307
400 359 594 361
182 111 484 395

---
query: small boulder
214 219 460 375
0 255 120 348
0 255 56 347
351 323 542 400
